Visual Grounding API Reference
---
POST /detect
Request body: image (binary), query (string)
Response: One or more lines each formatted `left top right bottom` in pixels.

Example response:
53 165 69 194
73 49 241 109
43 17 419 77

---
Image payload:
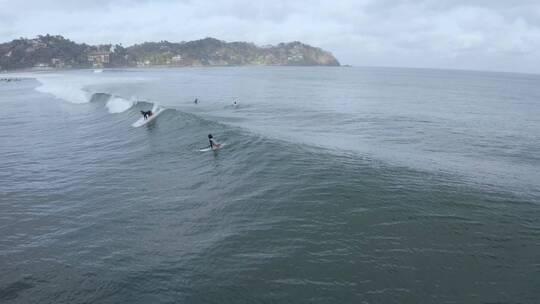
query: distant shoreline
0 35 340 71
4 65 540 78
0 64 350 75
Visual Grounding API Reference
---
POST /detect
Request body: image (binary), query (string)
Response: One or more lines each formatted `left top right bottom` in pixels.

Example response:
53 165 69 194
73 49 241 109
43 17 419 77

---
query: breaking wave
35 76 90 104
105 96 136 113
33 73 145 114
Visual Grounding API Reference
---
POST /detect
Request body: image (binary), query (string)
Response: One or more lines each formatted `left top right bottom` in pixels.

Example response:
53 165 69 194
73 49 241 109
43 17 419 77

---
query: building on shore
88 51 110 68
136 60 151 67
51 58 65 68
33 63 49 68
172 55 183 63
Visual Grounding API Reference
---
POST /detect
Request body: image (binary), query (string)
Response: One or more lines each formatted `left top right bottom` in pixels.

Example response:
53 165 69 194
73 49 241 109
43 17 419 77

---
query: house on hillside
51 58 65 68
88 51 110 67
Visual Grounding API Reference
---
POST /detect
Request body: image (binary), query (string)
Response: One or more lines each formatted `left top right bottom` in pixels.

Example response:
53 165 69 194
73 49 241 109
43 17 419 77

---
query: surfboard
132 108 165 127
199 143 225 152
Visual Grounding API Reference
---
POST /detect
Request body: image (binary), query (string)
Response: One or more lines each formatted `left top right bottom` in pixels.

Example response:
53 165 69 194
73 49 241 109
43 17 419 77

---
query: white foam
35 76 90 104
105 96 135 113
29 72 149 105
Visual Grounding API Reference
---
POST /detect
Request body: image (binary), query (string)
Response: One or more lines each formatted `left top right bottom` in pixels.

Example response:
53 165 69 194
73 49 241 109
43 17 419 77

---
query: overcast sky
1 0 539 73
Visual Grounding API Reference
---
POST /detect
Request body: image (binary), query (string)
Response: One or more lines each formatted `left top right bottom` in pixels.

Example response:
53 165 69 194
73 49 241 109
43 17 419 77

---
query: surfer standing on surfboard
141 110 153 120
208 134 221 150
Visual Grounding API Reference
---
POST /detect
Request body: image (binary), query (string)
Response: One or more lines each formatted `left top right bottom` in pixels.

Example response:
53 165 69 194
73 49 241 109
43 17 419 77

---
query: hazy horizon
1 0 539 74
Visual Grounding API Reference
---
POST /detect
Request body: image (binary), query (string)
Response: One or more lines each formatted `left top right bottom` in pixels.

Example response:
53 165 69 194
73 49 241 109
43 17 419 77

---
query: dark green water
1 67 539 303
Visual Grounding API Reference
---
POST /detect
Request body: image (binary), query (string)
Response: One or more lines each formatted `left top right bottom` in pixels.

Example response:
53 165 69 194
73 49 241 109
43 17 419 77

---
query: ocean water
0 67 539 303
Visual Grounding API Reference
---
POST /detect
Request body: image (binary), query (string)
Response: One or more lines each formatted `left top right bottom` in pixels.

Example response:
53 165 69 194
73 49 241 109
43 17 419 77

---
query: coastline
0 64 347 74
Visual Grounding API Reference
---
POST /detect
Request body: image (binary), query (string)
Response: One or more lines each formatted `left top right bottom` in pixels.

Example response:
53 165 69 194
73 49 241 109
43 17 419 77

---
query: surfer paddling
208 134 221 150
141 110 153 120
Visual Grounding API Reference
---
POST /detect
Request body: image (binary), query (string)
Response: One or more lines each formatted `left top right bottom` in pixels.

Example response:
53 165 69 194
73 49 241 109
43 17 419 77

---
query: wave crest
105 96 136 113
35 77 90 104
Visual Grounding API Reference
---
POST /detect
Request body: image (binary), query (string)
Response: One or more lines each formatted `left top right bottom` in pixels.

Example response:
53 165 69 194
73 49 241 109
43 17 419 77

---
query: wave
27 71 538 201
105 96 136 113
32 74 147 114
32 72 149 104
35 76 90 104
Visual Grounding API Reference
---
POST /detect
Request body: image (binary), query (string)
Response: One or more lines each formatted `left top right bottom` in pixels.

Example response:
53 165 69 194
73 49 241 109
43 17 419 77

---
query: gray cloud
1 0 539 73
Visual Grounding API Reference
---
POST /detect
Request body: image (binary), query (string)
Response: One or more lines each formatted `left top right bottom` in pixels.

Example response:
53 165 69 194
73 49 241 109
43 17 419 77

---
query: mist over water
1 67 539 303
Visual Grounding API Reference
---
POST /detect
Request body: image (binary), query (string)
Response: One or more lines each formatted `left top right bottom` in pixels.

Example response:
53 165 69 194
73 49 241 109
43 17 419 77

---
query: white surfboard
199 143 226 152
132 107 165 127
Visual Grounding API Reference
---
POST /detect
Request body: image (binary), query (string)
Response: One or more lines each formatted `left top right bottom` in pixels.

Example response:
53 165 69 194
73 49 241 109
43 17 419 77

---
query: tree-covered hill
0 35 340 70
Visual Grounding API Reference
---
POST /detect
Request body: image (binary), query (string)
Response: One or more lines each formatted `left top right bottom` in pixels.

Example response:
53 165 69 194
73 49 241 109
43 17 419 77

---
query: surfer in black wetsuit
208 134 216 149
141 110 153 120
194 98 198 104
208 134 222 150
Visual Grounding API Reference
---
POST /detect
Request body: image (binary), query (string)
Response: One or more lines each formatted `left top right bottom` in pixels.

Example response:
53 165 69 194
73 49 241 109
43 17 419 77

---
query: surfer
141 110 153 120
208 134 221 150
194 98 198 104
